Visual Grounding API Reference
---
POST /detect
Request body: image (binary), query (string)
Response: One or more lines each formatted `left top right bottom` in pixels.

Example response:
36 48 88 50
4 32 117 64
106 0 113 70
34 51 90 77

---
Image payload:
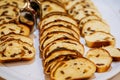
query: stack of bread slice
0 0 35 62
61 0 120 74
61 0 116 48
39 0 97 79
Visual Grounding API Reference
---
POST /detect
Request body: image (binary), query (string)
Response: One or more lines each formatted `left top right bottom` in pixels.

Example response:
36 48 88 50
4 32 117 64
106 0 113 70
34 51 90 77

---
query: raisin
60 71 64 74
28 51 32 54
6 17 12 19
8 43 13 46
74 63 77 65
23 46 29 50
1 32 5 35
65 76 71 80
96 63 104 66
9 28 15 31
1 11 8 16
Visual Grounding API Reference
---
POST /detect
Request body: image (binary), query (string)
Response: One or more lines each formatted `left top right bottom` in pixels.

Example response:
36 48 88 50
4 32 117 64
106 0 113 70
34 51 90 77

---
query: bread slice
85 31 115 48
0 5 19 17
50 58 96 80
0 23 30 37
40 25 80 41
40 32 79 52
42 39 84 59
0 16 17 25
68 1 97 16
86 48 112 72
0 40 35 63
44 55 80 74
39 12 78 30
44 50 83 68
41 0 66 18
70 8 101 21
0 0 25 9
44 56 65 74
82 20 110 37
0 34 33 45
102 46 120 61
62 0 94 10
40 20 80 36
79 15 101 32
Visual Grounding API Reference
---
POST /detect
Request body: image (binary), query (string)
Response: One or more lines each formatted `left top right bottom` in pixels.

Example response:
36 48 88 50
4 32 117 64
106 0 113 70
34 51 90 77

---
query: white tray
0 0 120 80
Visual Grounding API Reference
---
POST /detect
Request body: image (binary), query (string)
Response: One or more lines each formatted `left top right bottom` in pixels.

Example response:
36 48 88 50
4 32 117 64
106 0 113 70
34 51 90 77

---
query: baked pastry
102 46 120 61
40 25 80 41
44 50 83 69
85 31 115 48
61 0 94 10
40 32 79 52
79 15 101 32
82 20 110 37
0 23 30 37
0 34 33 45
44 55 65 74
68 1 97 16
41 0 66 18
0 40 35 63
0 0 26 9
86 48 112 72
40 20 80 36
0 5 19 17
50 58 96 80
69 8 101 21
42 39 84 59
39 12 78 30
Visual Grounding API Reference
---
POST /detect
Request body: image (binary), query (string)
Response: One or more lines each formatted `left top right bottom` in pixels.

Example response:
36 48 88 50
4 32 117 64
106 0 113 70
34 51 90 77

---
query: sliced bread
42 39 84 59
0 34 33 45
0 23 30 37
68 1 97 16
79 15 101 32
0 40 35 63
70 8 101 21
0 15 17 25
44 50 83 68
0 5 19 17
50 58 96 80
86 48 112 72
102 46 120 61
0 0 25 9
41 0 66 18
39 12 78 30
40 25 80 41
40 20 80 36
62 0 94 10
40 32 79 52
85 31 115 48
82 20 110 37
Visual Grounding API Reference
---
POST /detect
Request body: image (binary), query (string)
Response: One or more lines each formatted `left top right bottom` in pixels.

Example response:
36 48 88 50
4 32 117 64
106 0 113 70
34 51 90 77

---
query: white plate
0 0 120 80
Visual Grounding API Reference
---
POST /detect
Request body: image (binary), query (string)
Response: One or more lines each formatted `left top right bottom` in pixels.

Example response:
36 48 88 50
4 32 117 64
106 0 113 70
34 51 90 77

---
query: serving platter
0 0 120 80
